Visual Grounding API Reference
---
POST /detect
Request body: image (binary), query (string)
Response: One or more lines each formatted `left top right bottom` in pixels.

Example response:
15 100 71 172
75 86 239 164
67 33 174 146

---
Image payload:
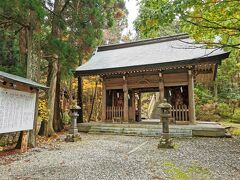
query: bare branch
176 38 240 50
182 17 240 32
185 15 240 31
0 14 28 28
60 0 70 14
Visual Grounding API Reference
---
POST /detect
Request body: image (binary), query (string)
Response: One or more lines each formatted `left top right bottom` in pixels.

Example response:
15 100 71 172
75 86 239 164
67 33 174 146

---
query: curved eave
75 52 230 77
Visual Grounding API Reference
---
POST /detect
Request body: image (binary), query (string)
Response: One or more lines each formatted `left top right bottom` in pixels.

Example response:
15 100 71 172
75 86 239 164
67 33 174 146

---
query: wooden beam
164 82 188 87
188 70 196 124
102 78 106 122
123 76 128 122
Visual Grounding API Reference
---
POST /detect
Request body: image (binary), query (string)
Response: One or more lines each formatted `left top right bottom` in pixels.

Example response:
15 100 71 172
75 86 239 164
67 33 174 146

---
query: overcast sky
122 0 139 38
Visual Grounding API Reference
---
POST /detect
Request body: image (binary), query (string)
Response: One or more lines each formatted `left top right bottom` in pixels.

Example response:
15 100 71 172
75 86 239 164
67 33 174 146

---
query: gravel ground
0 133 240 180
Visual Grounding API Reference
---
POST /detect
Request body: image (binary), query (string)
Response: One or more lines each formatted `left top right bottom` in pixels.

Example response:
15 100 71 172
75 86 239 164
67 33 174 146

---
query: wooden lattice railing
106 106 123 122
170 105 189 122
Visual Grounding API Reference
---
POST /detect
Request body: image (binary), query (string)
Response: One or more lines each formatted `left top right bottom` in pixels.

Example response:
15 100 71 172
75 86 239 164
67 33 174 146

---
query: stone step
88 126 192 137
78 122 227 137
150 106 161 119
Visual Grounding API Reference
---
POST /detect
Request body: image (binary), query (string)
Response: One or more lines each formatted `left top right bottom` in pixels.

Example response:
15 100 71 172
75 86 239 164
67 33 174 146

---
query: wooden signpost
0 71 47 153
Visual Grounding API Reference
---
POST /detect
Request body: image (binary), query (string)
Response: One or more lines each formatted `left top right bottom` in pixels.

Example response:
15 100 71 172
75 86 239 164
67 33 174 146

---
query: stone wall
0 132 20 146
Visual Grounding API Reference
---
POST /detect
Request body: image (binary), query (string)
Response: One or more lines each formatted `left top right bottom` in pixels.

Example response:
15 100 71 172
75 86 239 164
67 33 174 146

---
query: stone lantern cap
70 105 81 111
158 99 172 109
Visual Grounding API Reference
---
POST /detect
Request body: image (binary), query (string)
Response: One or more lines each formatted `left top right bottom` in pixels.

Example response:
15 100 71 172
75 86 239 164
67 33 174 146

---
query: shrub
195 86 214 105
232 109 240 123
62 112 71 125
38 99 49 121
216 103 232 118
196 103 222 122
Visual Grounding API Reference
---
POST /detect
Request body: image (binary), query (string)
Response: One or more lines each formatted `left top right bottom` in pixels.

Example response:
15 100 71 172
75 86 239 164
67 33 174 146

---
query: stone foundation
0 132 20 146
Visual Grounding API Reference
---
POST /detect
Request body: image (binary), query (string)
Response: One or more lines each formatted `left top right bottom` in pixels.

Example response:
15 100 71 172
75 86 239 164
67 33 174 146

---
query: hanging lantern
128 94 130 99
169 90 172 96
180 86 183 93
117 92 120 98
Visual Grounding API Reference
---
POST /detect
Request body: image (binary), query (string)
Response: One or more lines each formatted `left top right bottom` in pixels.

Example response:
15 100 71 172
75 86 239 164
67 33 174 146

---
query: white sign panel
0 87 36 133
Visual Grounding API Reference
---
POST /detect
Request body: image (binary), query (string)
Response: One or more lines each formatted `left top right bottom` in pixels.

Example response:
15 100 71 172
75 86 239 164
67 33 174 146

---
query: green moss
231 128 240 136
0 143 5 147
220 122 240 136
162 161 211 179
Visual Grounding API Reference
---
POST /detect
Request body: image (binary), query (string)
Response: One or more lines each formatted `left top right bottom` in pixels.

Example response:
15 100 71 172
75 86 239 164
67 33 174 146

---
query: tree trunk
19 27 27 69
213 80 218 101
88 81 98 122
38 120 48 136
45 0 61 136
47 58 58 136
16 27 28 149
25 10 40 147
53 63 64 132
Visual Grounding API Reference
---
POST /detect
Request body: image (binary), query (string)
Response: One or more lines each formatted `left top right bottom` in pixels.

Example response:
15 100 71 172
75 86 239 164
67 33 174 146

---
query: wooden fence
106 106 123 122
170 105 189 122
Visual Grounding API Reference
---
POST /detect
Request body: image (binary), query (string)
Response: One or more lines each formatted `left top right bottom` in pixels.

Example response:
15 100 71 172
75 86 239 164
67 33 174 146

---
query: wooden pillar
132 91 136 121
159 72 164 102
188 70 196 124
138 93 141 121
102 78 106 122
28 90 39 148
20 131 28 153
77 76 83 123
123 76 128 122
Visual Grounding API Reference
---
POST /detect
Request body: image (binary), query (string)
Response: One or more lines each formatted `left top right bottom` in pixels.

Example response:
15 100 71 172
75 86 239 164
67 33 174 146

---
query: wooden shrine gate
75 34 230 124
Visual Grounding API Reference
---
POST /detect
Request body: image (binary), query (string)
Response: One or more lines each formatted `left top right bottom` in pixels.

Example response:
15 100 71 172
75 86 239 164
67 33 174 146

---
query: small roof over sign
0 71 48 90
76 34 230 76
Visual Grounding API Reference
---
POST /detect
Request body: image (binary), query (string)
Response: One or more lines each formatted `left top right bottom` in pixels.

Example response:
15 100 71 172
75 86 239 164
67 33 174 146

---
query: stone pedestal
65 133 81 142
158 133 174 149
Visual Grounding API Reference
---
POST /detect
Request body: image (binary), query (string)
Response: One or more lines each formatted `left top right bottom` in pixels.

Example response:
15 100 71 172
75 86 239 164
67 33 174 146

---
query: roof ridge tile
98 33 189 52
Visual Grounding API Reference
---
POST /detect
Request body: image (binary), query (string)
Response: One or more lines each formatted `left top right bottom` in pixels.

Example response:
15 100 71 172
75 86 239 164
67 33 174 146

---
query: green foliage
0 0 45 77
0 0 45 25
0 64 26 77
135 0 240 49
134 0 181 39
195 85 214 104
232 109 240 123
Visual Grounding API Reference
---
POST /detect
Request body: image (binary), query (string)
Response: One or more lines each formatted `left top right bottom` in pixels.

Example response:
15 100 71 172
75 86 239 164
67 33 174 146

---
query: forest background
0 0 240 145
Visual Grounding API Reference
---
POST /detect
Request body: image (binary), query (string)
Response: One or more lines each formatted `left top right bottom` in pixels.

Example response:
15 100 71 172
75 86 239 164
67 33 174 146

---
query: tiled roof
76 34 229 76
0 71 48 90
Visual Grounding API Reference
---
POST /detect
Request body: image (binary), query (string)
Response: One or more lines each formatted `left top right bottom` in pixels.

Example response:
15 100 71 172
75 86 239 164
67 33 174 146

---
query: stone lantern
158 99 174 148
65 105 81 142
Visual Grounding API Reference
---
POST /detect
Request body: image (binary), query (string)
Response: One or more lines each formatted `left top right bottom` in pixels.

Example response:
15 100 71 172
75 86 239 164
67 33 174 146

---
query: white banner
0 87 36 133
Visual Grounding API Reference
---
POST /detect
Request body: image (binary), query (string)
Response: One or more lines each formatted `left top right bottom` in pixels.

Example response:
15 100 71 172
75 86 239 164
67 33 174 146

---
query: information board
0 87 36 133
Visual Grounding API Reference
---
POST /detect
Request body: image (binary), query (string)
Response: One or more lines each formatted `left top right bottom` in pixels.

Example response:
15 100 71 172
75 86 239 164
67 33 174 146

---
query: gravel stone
0 133 240 179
